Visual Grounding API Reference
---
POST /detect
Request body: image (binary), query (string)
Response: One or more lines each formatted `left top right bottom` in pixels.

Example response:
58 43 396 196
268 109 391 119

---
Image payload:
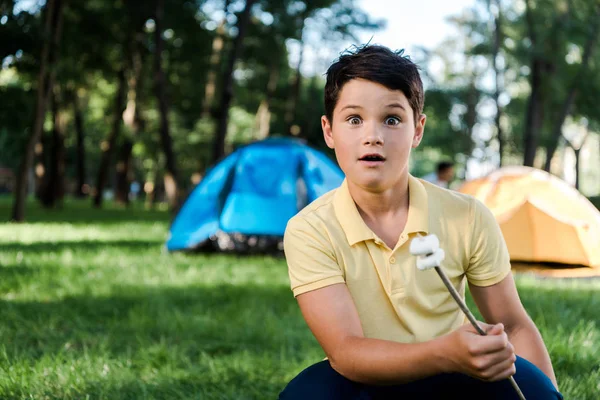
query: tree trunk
523 62 544 167
154 0 180 211
37 97 54 207
465 79 478 138
285 37 305 136
145 171 160 209
564 129 589 191
11 0 65 221
490 0 504 167
523 0 544 167
543 5 600 172
116 35 146 206
93 67 127 208
51 88 66 207
115 139 133 205
34 134 48 200
40 85 66 208
72 89 86 197
255 61 279 139
211 0 257 163
201 0 230 119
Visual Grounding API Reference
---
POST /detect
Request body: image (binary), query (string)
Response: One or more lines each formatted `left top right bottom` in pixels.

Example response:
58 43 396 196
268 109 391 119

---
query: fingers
452 321 517 381
477 350 517 381
475 341 515 368
465 321 503 336
468 339 516 381
469 331 510 355
486 323 504 336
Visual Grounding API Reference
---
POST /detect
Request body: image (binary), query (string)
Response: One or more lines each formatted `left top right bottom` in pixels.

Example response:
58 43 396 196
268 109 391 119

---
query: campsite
2 194 599 398
1 0 600 399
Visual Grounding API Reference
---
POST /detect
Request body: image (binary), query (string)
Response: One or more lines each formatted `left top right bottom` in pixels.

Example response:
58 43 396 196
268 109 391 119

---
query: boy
280 45 562 399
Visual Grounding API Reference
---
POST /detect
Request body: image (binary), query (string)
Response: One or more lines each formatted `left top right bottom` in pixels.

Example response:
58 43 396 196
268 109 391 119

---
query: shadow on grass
0 283 312 362
76 374 286 400
0 279 596 362
0 278 595 352
0 196 170 225
0 281 312 398
1 240 165 254
0 282 314 397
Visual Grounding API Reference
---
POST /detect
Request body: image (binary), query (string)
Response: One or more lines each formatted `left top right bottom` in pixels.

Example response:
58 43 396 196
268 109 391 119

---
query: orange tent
459 166 600 268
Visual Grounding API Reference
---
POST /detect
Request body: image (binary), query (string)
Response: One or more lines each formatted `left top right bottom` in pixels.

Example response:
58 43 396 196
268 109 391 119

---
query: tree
201 0 230 119
11 0 66 221
543 3 600 171
211 0 257 163
489 0 505 166
563 123 590 190
70 88 87 197
93 66 126 208
521 0 547 166
38 84 67 207
116 31 147 205
153 0 181 210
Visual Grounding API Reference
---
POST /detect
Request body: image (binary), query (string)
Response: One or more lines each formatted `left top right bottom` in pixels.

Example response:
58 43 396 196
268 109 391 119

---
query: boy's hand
442 322 517 382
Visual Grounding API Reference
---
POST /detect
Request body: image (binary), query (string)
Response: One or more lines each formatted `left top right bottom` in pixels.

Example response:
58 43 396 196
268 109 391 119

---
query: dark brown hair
437 161 455 174
324 44 424 126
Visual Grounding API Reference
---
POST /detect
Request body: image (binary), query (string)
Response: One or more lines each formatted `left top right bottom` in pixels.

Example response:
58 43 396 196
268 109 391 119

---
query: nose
362 124 384 146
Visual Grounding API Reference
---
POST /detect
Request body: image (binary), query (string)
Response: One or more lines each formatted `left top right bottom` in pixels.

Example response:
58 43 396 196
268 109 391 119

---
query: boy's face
322 78 425 191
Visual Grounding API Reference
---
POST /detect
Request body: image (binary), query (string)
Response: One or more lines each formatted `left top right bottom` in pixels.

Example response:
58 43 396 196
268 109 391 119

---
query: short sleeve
283 216 345 297
466 198 512 286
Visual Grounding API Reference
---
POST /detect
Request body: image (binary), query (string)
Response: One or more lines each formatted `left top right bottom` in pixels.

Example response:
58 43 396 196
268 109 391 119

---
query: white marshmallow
409 234 440 256
416 248 445 270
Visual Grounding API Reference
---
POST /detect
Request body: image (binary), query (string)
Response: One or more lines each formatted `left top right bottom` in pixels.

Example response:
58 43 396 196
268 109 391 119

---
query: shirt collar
333 175 429 246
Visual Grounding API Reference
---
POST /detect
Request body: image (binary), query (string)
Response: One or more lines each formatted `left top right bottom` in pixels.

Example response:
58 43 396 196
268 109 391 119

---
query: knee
279 361 363 400
513 357 563 400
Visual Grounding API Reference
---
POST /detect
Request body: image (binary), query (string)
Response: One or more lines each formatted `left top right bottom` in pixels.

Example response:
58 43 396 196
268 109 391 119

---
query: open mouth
359 154 385 162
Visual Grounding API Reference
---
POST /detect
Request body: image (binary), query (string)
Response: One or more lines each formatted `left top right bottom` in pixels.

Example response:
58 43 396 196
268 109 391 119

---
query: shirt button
389 257 396 264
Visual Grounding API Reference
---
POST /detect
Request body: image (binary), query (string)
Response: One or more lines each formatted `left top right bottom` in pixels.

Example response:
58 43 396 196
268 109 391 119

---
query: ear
322 115 335 149
412 114 426 148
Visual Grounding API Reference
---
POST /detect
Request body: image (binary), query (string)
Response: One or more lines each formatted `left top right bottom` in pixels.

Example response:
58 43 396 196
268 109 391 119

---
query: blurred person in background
421 161 454 188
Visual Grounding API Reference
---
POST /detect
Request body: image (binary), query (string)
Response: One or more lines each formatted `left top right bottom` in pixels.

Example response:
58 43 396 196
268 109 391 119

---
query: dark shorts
279 356 563 400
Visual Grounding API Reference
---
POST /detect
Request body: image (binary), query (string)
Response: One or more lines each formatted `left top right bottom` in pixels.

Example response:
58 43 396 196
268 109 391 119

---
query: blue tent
166 137 344 251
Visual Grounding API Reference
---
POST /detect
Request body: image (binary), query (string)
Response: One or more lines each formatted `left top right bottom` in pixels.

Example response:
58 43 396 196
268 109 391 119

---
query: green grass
0 197 599 399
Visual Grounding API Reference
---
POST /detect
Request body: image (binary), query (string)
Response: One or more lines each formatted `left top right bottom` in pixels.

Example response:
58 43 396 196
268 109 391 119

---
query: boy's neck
347 174 410 248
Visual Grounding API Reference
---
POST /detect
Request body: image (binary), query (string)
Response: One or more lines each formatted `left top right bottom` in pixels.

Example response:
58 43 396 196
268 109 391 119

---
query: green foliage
419 88 474 158
0 198 598 398
2 0 599 205
0 70 34 169
0 0 384 200
418 0 599 185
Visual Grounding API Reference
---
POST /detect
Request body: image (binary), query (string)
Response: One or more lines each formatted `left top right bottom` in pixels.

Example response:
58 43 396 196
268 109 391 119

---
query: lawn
0 197 598 399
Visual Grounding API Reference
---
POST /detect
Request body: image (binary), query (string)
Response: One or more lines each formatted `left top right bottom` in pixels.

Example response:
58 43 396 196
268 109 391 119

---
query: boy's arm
469 273 558 388
297 282 517 385
465 197 557 388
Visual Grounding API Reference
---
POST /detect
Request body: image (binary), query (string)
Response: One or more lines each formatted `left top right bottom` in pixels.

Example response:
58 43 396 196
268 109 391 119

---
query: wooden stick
434 266 526 400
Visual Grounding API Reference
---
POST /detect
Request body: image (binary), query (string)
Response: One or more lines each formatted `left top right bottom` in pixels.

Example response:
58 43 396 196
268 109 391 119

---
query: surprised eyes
348 116 362 125
345 115 401 126
385 116 401 126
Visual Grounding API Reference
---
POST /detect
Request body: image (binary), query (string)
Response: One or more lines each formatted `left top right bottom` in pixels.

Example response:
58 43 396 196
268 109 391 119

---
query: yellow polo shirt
283 175 511 343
